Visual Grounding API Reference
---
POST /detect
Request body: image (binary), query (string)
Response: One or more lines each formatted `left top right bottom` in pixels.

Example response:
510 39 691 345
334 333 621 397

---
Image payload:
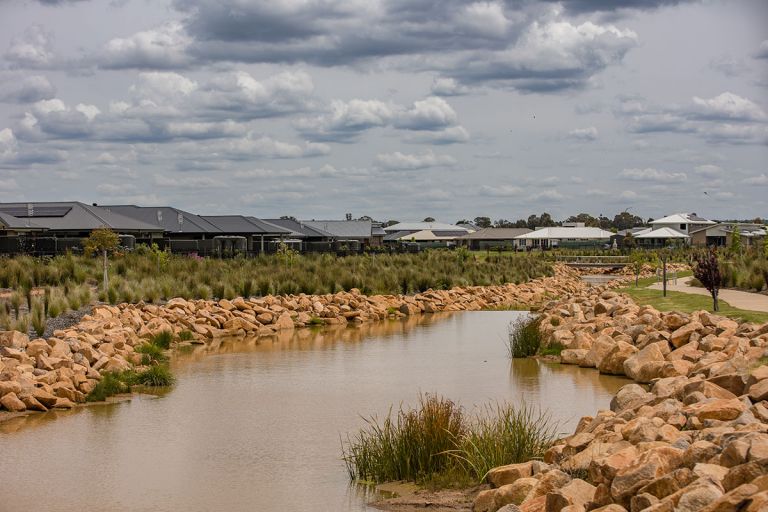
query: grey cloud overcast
0 0 766 221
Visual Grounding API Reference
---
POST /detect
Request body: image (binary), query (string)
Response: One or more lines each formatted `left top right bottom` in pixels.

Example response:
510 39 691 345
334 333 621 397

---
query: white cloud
567 126 598 141
745 173 768 185
0 128 19 160
0 74 55 103
0 178 20 191
479 184 523 197
100 22 192 69
693 164 722 177
430 77 471 97
374 150 456 171
691 92 766 122
620 168 687 183
5 25 54 68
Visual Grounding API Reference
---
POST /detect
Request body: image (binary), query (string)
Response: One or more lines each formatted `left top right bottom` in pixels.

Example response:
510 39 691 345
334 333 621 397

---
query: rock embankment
475 287 768 512
0 266 585 415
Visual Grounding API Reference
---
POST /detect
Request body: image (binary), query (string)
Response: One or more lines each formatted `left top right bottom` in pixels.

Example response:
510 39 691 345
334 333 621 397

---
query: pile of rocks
0 266 586 415
474 286 768 512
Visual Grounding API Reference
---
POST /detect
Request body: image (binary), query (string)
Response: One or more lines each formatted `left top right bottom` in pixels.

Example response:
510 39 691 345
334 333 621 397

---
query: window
680 224 686 230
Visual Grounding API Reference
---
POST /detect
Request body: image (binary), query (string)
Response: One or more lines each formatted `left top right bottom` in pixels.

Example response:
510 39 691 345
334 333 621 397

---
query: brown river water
0 311 628 512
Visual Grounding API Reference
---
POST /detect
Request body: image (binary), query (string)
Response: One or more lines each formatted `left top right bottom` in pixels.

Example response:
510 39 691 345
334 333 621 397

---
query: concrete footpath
648 275 768 313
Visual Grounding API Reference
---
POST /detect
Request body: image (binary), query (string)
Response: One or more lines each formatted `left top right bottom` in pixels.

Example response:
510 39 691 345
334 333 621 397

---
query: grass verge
619 286 768 324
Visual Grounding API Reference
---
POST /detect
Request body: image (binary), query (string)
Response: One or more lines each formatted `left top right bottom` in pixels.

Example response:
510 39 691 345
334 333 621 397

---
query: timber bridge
555 255 630 269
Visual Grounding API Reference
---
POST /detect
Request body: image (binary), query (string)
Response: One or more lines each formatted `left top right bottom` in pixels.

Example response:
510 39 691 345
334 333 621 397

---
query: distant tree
357 215 374 221
597 215 612 230
613 211 645 231
729 226 742 255
280 215 297 221
647 217 655 224
423 217 436 223
693 248 722 312
566 213 598 227
455 219 471 225
494 219 515 228
473 216 492 228
538 212 557 227
513 219 528 228
83 227 120 292
383 220 399 227
526 214 539 230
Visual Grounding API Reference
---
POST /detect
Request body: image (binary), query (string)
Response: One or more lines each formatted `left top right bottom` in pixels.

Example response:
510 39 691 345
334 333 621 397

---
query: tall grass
342 394 556 486
0 250 553 316
507 316 543 358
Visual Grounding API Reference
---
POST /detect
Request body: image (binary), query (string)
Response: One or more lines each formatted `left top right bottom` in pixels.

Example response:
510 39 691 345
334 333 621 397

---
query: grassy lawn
619 283 768 324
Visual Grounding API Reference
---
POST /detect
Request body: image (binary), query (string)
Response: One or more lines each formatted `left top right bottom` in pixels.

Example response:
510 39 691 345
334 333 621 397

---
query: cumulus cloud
619 167 687 183
479 184 523 197
745 173 768 185
374 150 456 171
755 40 768 60
694 164 722 177
0 74 56 103
297 96 467 143
568 126 598 141
99 22 193 70
617 92 768 145
5 25 55 69
430 77 471 96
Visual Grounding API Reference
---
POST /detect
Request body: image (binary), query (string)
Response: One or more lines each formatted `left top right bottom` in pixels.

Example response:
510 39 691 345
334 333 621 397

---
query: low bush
150 330 173 349
177 330 194 341
135 364 175 386
135 343 168 365
507 316 543 358
342 394 556 486
86 372 132 402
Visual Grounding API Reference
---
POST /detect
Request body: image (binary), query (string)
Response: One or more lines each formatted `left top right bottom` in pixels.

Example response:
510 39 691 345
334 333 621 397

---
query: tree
630 251 644 287
383 220 399 227
693 248 722 312
473 216 492 228
494 219 515 228
613 211 645 231
622 232 636 250
423 217 436 223
566 213 598 227
729 226 742 255
83 227 120 292
280 215 297 221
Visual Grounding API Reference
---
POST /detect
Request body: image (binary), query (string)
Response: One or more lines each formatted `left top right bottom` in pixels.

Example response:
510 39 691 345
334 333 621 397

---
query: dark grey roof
459 228 532 240
301 220 372 239
104 205 223 234
383 230 412 242
0 211 46 231
263 218 334 238
371 225 386 236
199 215 289 235
0 202 164 232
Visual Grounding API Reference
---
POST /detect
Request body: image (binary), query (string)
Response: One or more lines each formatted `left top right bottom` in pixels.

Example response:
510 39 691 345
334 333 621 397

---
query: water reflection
0 311 625 512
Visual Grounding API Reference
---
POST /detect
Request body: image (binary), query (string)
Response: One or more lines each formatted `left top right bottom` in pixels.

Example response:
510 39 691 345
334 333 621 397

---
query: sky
0 0 766 223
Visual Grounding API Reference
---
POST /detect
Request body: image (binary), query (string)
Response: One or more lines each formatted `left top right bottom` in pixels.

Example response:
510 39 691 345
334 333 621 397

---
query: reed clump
507 316 543 358
342 394 556 486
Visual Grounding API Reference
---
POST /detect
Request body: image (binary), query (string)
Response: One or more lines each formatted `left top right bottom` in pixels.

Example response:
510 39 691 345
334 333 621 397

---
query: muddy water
0 312 628 512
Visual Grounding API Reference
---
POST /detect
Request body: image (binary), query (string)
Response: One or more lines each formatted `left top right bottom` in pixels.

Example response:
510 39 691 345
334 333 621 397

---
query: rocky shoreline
0 266 584 417
2 265 765 512
472 281 768 512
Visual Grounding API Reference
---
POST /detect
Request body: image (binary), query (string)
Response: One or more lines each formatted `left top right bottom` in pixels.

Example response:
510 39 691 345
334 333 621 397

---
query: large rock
0 380 22 397
610 384 652 413
582 335 616 369
597 341 638 376
684 398 748 422
670 322 704 348
623 343 666 382
0 331 29 349
545 479 596 512
487 462 534 488
610 447 684 504
0 391 26 411
273 311 295 330
675 480 724 512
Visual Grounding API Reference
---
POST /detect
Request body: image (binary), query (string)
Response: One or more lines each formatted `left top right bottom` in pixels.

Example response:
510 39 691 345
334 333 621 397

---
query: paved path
648 276 768 313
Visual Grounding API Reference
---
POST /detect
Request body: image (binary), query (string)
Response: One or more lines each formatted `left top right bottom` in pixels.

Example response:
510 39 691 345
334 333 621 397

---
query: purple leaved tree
693 247 722 312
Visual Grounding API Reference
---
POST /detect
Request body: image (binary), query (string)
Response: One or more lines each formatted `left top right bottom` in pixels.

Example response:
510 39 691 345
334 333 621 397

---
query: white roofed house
633 213 714 248
514 224 614 250
382 221 471 249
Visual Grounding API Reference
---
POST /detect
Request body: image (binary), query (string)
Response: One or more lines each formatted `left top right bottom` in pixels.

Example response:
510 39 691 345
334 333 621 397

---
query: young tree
693 247 722 312
83 227 120 292
423 217 436 223
630 251 644 287
729 226 742 255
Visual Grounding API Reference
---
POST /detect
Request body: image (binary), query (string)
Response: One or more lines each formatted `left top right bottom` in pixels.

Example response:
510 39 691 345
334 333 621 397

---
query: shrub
31 305 46 337
136 343 168 364
86 372 131 402
178 330 194 341
507 316 543 358
145 330 171 349
135 364 175 386
342 394 557 486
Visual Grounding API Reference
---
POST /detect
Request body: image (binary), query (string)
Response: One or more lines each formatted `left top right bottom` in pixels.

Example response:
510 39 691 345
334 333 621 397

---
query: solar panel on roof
0 206 72 218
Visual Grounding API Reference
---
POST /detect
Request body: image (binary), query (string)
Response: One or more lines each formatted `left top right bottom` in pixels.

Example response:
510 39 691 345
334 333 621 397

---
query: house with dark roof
301 220 375 249
198 215 291 253
457 227 532 250
0 202 163 254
